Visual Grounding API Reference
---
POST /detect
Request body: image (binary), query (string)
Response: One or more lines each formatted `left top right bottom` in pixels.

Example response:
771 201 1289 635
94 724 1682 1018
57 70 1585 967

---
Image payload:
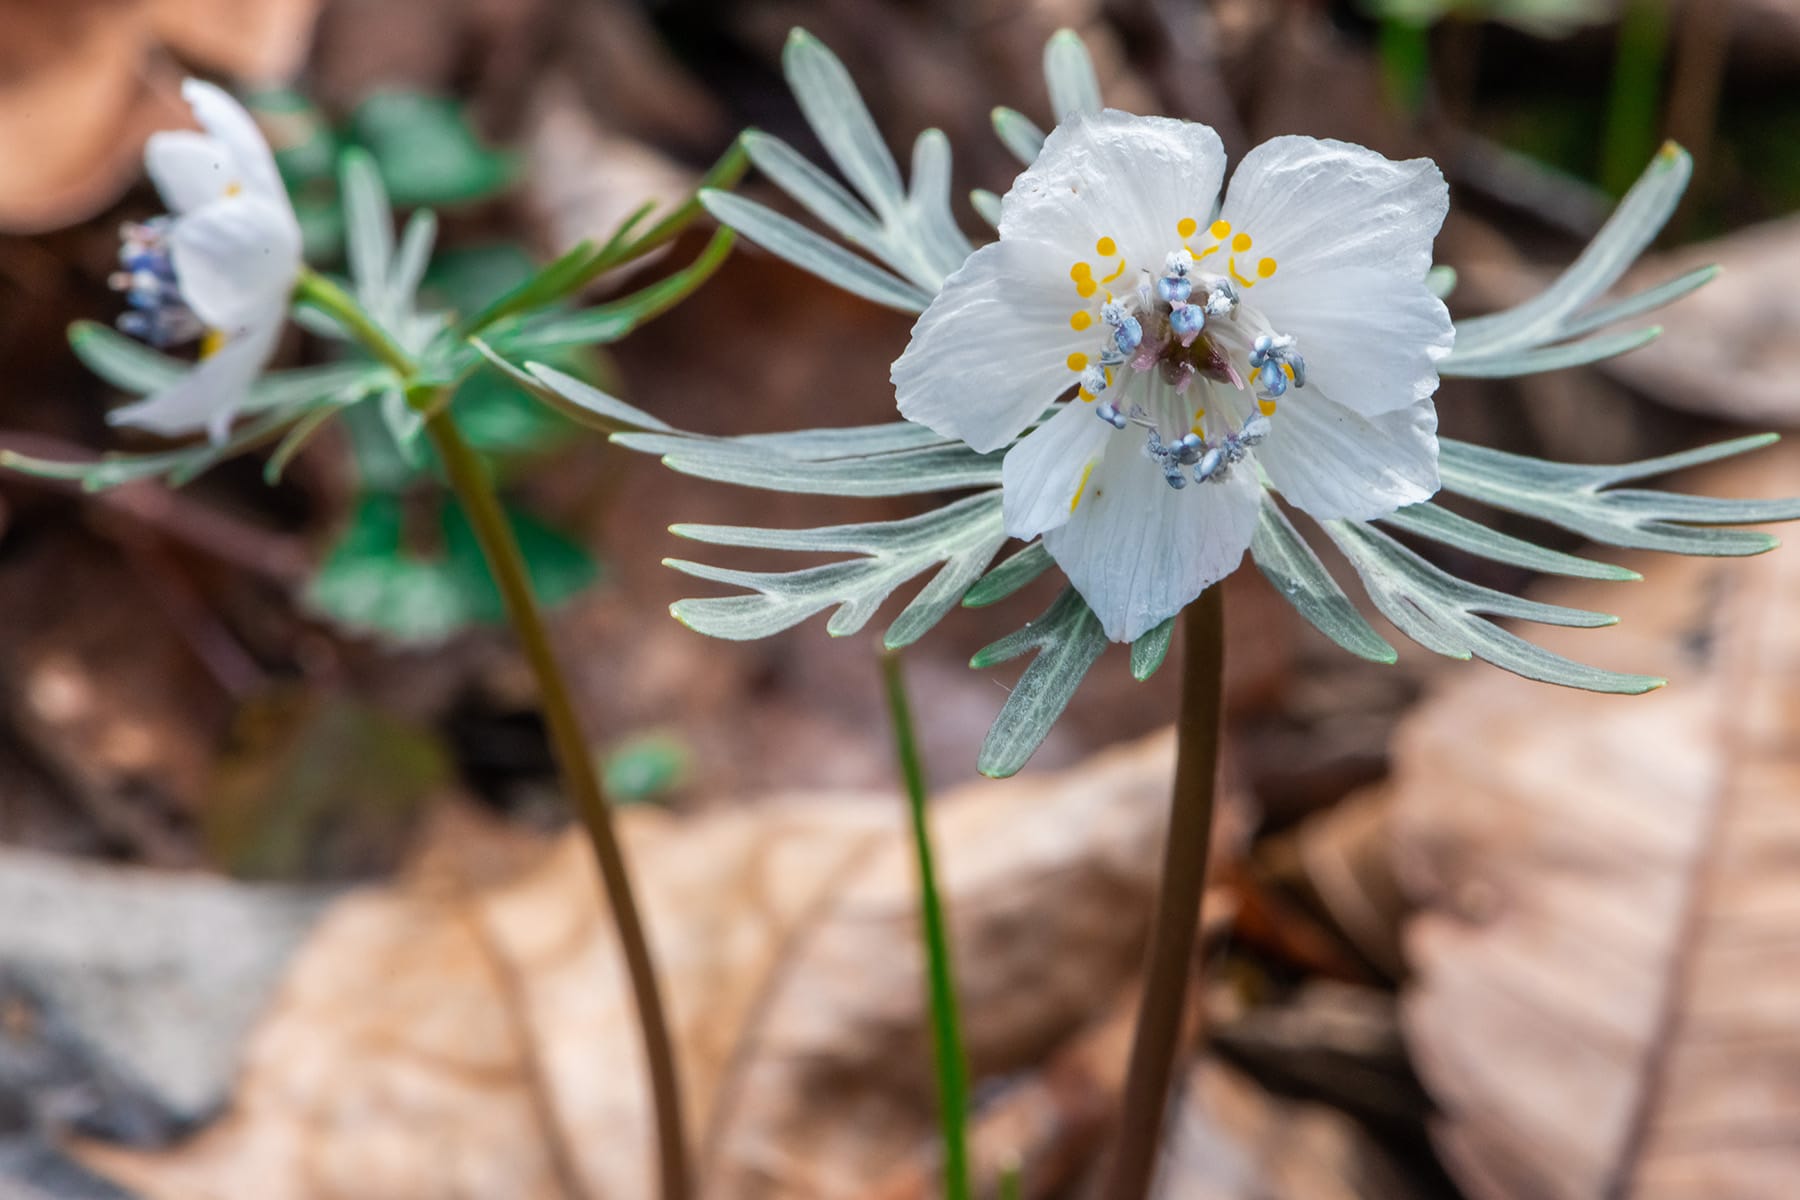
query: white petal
106 318 283 443
182 79 286 204
999 109 1228 269
892 238 1090 453
145 131 236 215
1252 265 1452 415
1002 400 1111 539
1220 136 1447 281
1256 394 1439 521
1044 434 1261 642
169 195 303 330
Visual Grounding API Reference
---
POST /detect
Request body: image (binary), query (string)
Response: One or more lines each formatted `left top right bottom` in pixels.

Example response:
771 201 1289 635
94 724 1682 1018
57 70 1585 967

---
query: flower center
1062 221 1306 490
111 219 204 349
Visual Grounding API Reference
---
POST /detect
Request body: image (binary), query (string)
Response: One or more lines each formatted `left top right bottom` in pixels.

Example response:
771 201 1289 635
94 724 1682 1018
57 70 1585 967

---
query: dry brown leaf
1599 218 1800 426
76 730 1248 1199
0 0 319 232
1395 444 1800 1199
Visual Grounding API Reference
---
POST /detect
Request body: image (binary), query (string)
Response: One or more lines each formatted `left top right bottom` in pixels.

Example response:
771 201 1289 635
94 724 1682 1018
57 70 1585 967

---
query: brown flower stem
1097 584 1225 1199
422 407 690 1200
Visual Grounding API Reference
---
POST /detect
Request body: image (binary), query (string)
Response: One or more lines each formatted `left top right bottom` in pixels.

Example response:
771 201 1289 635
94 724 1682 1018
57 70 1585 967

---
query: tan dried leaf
1395 444 1800 1199
76 730 1246 1199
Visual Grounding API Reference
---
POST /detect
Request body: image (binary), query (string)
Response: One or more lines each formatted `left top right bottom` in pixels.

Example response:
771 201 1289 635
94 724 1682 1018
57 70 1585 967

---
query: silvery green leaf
630 435 1003 497
1446 142 1692 367
733 420 955 458
992 106 1046 166
1250 498 1397 664
341 148 395 302
1043 29 1102 121
1380 500 1640 581
1443 326 1660 378
973 586 1106 778
665 490 1005 644
0 406 306 492
472 348 672 434
1427 265 1457 299
1558 264 1715 340
971 189 1002 229
964 540 1054 608
72 321 392 412
713 31 976 301
782 29 906 218
907 128 975 279
699 191 932 312
1130 617 1176 681
742 129 883 248
1324 520 1663 694
1439 435 1800 557
390 209 438 311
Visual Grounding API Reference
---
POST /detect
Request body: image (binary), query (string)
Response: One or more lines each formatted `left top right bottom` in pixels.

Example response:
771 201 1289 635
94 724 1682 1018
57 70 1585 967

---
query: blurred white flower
108 79 303 443
892 111 1454 641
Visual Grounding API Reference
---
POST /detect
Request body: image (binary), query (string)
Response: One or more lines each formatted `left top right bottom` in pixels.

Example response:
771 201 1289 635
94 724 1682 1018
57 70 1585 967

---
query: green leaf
991 106 1046 165
349 91 515 208
1438 435 1800 557
1130 617 1176 681
341 147 395 302
631 434 1003 497
1380 500 1641 580
306 493 598 642
1324 520 1664 694
1250 498 1397 664
665 491 1006 644
963 540 1054 608
602 732 692 805
782 29 907 218
700 190 932 312
974 587 1107 778
1043 29 1102 121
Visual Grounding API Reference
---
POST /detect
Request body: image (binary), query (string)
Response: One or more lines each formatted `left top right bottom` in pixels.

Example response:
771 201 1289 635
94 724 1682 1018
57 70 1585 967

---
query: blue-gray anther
1168 302 1203 340
1248 333 1275 367
1081 365 1109 396
1157 273 1192 305
1201 281 1238 318
1194 447 1225 482
1240 414 1272 444
1096 401 1128 429
110 220 201 348
1176 432 1204 464
1255 359 1289 398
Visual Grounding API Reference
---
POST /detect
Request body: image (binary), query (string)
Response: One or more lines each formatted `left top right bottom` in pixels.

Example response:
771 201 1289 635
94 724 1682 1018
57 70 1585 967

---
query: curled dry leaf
0 0 320 233
76 730 1248 1199
1395 444 1800 1199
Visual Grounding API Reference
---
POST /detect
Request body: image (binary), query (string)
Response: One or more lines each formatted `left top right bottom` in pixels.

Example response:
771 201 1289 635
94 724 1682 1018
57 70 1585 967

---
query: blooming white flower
108 80 304 443
892 111 1454 641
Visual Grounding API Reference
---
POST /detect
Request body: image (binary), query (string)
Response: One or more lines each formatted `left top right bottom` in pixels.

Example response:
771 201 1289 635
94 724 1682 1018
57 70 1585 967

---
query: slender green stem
295 266 691 1200
425 409 690 1200
1098 585 1225 1200
878 649 972 1200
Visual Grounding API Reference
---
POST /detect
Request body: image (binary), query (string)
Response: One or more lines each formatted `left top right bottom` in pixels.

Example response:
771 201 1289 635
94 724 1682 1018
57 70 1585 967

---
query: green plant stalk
878 649 972 1200
1602 0 1672 197
1098 584 1226 1200
294 268 692 1200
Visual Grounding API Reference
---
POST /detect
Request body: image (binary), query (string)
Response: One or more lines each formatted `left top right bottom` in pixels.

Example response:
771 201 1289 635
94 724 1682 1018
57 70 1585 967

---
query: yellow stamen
1070 460 1096 513
1070 262 1092 281
1228 258 1256 288
1282 362 1295 381
200 329 229 359
1231 232 1253 252
1070 310 1092 331
1066 352 1089 372
1099 258 1127 283
1257 256 1277 278
1095 236 1117 256
1210 220 1231 239
225 182 244 197
1076 278 1098 298
1177 217 1198 239
1259 398 1278 416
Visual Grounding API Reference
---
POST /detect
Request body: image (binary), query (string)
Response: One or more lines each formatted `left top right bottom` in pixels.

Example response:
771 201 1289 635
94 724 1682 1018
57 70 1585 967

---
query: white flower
892 111 1454 641
108 80 304 443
